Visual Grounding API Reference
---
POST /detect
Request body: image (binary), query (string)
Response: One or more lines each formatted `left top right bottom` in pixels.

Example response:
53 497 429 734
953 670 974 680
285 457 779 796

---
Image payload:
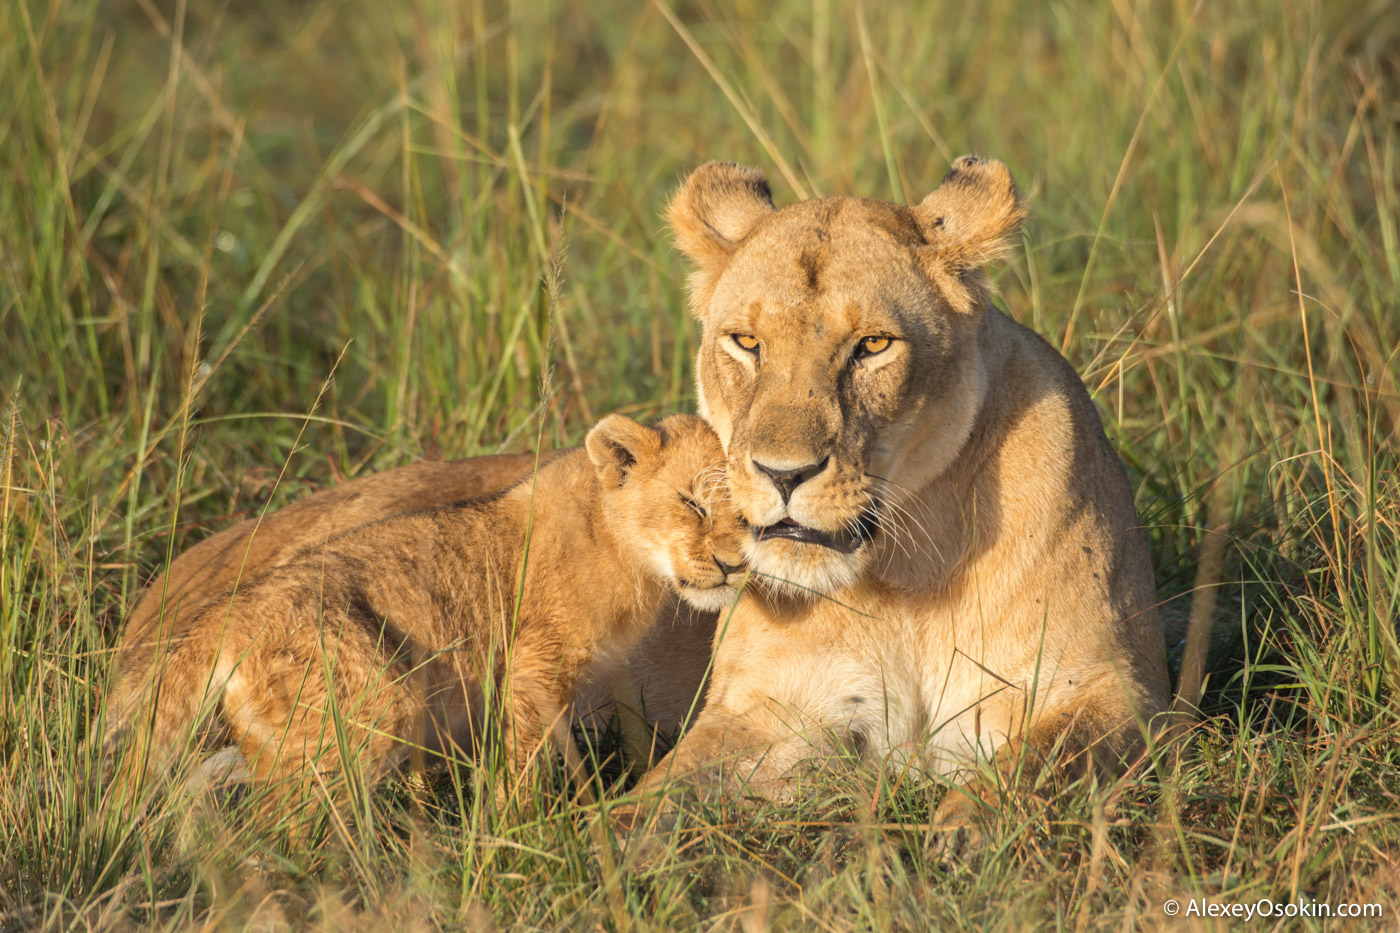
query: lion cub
104 413 748 810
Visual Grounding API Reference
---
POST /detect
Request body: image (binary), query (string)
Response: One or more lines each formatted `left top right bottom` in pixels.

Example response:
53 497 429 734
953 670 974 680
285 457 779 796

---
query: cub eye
857 336 892 356
682 495 707 519
732 334 760 353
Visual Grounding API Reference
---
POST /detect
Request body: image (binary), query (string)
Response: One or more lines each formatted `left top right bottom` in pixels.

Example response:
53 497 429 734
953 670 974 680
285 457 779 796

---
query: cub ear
913 156 1026 306
586 414 662 489
667 161 775 269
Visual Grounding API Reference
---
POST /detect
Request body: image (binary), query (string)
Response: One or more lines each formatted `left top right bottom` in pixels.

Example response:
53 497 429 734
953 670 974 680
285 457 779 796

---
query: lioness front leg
609 704 847 857
927 696 1150 861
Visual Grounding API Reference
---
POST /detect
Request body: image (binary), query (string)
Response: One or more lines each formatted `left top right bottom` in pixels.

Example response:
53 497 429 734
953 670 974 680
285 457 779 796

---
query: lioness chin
101 414 749 819
615 155 1171 855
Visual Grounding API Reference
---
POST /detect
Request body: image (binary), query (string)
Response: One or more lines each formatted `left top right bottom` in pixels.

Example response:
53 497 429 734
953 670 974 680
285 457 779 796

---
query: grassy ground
3 0 1399 928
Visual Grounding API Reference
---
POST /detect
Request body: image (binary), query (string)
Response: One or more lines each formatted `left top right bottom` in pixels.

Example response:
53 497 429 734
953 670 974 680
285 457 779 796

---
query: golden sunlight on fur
100 414 748 817
619 156 1171 855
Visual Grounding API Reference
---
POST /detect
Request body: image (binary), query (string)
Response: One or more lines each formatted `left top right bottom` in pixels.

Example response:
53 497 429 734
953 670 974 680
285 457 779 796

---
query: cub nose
751 456 830 504
714 558 746 577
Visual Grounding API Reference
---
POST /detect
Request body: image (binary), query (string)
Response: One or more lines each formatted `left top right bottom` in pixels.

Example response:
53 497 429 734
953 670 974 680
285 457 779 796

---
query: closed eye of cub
681 494 707 518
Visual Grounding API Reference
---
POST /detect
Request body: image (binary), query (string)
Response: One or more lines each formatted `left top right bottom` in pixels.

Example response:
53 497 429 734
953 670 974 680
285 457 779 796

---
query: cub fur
102 414 748 810
112 452 564 689
113 451 713 773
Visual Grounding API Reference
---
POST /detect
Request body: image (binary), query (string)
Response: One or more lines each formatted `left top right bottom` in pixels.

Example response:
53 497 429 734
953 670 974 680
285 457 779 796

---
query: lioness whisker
879 497 936 551
863 479 941 560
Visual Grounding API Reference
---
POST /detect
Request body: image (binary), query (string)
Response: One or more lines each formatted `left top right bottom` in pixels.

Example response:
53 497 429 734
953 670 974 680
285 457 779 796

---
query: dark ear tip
586 414 653 486
668 161 775 256
940 155 976 183
682 161 772 199
940 154 1013 190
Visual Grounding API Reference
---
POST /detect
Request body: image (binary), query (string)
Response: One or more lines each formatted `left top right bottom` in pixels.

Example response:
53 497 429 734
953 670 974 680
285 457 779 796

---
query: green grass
3 0 1399 928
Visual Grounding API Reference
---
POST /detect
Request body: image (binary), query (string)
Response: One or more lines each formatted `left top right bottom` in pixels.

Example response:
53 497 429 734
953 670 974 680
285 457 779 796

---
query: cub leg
102 617 252 806
221 617 426 833
494 648 593 808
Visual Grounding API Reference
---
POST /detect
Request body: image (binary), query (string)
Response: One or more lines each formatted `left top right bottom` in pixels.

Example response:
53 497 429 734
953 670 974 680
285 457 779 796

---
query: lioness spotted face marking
623 157 1170 850
101 414 749 812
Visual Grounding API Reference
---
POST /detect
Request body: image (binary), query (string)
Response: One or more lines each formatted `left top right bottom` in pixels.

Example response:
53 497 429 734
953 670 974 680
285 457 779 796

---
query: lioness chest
714 586 1095 777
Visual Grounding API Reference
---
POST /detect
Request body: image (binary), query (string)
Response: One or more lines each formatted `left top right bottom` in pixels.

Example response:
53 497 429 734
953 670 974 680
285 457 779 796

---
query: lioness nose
715 558 746 577
752 455 829 504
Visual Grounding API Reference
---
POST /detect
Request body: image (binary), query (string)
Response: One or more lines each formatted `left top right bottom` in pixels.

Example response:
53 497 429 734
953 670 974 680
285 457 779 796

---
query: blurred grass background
2 0 1398 928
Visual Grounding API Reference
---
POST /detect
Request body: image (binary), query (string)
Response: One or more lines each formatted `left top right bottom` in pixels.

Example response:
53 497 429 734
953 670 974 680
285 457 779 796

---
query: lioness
618 156 1171 848
103 414 748 810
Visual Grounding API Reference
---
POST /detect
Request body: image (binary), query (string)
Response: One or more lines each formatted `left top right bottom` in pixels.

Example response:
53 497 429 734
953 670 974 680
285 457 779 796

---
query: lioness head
586 413 751 611
667 156 1026 595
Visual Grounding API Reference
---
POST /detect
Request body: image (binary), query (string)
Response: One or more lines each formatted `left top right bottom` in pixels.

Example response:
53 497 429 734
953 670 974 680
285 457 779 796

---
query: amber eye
732 334 760 353
859 336 891 355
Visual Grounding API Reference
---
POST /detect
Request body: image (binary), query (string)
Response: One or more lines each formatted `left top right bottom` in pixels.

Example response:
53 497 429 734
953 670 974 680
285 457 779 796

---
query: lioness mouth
755 513 878 555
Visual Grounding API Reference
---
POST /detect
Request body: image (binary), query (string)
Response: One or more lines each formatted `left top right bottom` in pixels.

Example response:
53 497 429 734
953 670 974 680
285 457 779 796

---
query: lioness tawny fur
617 156 1171 855
103 413 748 812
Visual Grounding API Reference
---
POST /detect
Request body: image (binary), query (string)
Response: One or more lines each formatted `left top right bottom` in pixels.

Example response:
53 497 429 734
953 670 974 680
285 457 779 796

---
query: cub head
586 413 751 611
668 156 1025 596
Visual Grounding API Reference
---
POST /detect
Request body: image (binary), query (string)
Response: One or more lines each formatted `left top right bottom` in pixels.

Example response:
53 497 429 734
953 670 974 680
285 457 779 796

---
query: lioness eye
732 334 760 353
859 336 891 355
682 495 707 518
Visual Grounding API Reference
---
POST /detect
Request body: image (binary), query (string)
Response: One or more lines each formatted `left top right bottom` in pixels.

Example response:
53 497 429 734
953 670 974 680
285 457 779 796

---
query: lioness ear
667 161 774 271
586 414 661 489
913 156 1026 308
